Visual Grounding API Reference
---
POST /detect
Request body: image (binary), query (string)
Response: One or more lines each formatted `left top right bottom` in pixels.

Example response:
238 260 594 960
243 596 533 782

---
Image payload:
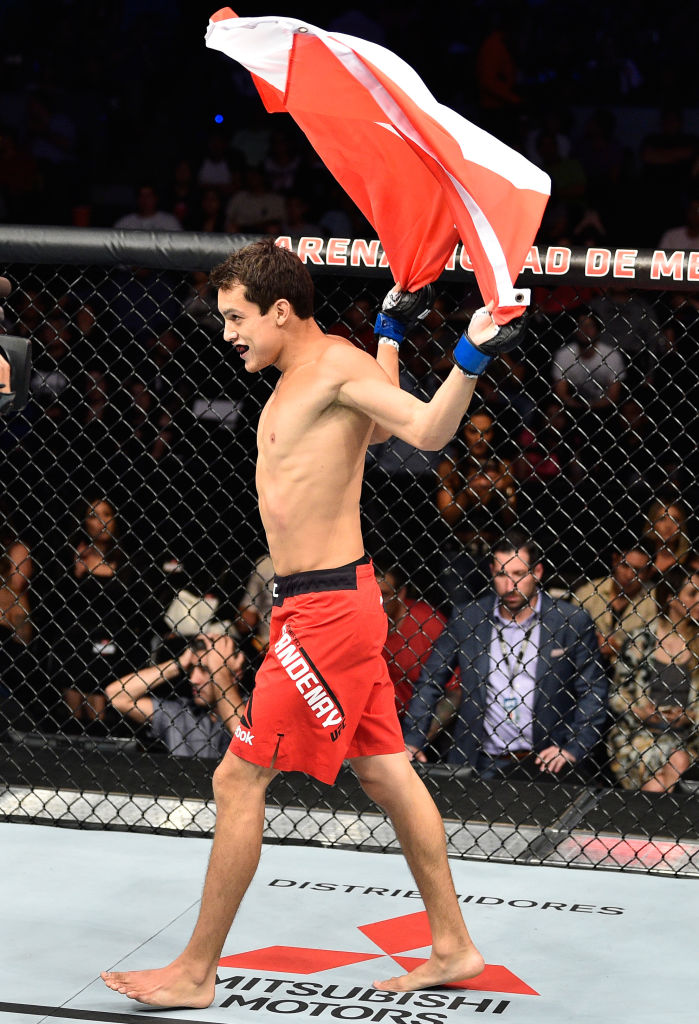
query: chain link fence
1 228 698 875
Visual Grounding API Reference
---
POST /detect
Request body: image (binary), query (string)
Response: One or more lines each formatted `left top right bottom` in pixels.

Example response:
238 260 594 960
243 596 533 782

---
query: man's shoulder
449 594 494 624
151 695 188 716
573 576 610 603
320 335 380 377
542 592 594 626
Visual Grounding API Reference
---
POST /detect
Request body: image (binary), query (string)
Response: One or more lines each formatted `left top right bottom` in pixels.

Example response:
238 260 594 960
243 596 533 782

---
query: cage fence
1 229 698 877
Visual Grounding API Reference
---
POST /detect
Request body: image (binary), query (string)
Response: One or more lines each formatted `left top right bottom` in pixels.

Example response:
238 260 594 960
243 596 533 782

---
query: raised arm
369 284 434 445
105 656 183 724
338 303 526 450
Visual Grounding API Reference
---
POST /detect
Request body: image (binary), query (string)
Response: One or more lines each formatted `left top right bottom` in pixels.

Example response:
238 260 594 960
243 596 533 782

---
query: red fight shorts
228 555 405 784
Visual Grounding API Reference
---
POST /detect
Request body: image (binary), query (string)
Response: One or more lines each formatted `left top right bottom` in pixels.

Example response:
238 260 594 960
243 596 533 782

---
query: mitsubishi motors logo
219 909 538 997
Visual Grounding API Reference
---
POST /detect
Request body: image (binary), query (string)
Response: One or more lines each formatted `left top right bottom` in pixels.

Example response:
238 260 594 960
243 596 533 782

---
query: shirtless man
102 239 524 1008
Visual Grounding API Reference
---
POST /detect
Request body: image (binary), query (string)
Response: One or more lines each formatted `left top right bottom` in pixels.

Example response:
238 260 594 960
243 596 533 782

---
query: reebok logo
234 725 254 746
274 626 345 735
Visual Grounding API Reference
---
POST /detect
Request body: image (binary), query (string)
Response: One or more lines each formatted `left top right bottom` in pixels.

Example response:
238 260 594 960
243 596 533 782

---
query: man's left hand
535 745 577 774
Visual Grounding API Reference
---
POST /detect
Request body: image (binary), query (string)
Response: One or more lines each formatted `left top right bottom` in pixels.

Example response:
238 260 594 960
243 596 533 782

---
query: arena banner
205 9 550 324
1 227 698 290
275 237 699 289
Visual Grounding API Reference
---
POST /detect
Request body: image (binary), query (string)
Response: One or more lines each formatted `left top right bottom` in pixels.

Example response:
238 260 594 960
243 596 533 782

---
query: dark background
1 1 698 246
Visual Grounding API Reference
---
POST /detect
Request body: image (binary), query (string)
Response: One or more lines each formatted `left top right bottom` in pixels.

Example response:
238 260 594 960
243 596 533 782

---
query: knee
213 751 274 804
357 773 386 808
353 756 417 810
212 752 245 801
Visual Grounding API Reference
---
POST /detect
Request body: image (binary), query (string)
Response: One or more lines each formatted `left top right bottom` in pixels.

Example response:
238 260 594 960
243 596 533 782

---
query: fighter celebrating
102 239 524 1007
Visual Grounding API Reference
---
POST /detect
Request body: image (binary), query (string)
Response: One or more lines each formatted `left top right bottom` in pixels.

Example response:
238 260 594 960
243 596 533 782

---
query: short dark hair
209 239 315 318
491 528 543 569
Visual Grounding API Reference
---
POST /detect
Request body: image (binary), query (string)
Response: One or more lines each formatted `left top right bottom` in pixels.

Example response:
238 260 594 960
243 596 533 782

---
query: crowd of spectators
1 3 699 249
1 253 698 795
1 2 699 793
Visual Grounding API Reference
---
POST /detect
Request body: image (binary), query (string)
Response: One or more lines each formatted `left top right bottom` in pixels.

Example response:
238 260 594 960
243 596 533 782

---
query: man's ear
274 298 292 325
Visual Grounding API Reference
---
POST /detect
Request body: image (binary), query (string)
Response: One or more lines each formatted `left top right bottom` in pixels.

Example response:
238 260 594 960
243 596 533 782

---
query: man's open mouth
234 344 249 356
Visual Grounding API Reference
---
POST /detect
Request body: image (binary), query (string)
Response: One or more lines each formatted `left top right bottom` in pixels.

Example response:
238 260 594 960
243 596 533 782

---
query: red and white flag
206 9 550 323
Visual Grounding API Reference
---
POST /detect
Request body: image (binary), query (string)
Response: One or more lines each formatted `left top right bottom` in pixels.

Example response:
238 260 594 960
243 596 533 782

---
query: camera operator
105 629 245 759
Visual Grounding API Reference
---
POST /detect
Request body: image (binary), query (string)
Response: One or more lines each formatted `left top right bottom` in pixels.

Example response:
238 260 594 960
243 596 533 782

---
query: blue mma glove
453 307 528 375
374 284 435 344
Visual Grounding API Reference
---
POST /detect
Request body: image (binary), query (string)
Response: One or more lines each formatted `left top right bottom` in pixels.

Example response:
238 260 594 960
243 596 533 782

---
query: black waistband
272 555 370 605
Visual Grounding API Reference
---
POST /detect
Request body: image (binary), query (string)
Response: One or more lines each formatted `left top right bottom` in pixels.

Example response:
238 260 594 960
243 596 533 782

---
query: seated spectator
376 562 451 722
511 405 565 486
642 492 693 578
113 184 182 232
105 630 244 759
659 193 699 251
49 496 150 730
403 529 608 780
0 508 33 648
30 310 83 417
575 109 626 230
552 308 624 414
237 553 274 653
263 130 303 193
551 307 625 470
196 130 235 193
0 509 33 733
534 129 588 219
224 167 286 233
182 271 222 337
588 286 661 392
185 187 226 233
640 106 698 244
572 533 658 666
282 194 322 239
166 157 197 226
329 296 377 356
435 408 517 604
608 567 699 792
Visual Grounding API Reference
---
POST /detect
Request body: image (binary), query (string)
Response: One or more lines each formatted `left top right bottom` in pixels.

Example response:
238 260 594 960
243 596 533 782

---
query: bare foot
100 962 216 1008
374 946 485 991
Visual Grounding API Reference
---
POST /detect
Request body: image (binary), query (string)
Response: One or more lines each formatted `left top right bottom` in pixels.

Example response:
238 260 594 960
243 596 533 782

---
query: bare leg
352 752 484 991
101 752 276 1007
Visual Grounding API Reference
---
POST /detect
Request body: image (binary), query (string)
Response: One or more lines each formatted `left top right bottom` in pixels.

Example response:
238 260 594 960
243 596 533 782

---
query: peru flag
206 10 550 323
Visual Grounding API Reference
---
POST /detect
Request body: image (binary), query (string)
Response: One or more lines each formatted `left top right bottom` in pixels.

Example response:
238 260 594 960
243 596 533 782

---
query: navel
270 433 276 443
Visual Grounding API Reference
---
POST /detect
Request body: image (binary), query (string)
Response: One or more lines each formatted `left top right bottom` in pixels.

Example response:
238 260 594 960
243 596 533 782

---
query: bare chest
258 373 342 465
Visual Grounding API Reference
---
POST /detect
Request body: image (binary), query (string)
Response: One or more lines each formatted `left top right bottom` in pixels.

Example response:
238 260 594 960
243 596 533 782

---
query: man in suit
403 528 608 779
